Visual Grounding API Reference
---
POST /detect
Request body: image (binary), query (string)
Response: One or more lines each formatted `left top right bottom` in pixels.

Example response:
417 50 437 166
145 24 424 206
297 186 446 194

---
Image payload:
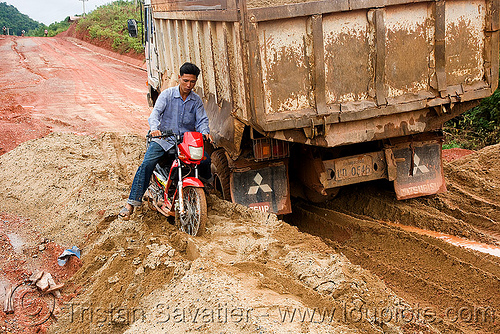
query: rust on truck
149 0 498 152
144 0 499 210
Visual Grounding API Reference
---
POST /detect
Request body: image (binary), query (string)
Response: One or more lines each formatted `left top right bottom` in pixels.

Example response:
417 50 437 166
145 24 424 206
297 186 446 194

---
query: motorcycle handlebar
146 129 175 139
146 130 215 147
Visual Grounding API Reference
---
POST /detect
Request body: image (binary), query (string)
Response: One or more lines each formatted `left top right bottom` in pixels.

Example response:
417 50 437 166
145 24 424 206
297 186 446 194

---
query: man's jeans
127 142 166 206
127 141 212 207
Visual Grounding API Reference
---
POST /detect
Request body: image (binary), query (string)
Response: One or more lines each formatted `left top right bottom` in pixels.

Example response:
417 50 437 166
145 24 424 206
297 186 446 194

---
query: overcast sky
5 0 113 25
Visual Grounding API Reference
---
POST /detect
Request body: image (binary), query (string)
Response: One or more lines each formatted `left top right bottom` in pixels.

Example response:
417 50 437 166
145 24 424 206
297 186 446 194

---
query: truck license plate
335 156 373 180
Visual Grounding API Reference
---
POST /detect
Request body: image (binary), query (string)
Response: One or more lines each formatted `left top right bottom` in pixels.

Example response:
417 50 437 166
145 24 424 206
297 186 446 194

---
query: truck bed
149 0 499 157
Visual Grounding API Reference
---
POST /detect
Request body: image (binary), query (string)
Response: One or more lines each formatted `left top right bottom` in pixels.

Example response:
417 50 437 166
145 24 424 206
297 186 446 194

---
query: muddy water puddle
387 222 500 257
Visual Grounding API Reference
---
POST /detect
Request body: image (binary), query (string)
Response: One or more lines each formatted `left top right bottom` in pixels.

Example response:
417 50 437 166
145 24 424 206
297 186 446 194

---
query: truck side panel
151 7 248 157
446 1 486 87
323 10 372 106
149 0 499 152
253 1 492 124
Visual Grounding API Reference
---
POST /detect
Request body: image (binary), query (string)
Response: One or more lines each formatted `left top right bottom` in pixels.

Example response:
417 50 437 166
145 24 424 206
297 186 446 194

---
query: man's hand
150 130 161 137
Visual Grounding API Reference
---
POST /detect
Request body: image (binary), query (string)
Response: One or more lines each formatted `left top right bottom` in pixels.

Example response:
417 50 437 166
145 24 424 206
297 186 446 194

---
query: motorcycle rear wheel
175 186 207 236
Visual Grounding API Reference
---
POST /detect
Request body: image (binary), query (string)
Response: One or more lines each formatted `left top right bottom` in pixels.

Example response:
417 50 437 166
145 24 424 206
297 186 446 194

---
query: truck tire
147 85 159 107
211 149 231 201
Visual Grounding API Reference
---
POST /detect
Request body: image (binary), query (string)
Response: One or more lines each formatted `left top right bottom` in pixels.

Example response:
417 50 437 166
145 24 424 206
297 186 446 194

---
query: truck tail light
253 138 289 161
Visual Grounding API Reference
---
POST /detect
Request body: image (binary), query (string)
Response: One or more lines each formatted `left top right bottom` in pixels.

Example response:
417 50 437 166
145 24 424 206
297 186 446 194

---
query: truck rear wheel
147 85 159 107
211 150 231 201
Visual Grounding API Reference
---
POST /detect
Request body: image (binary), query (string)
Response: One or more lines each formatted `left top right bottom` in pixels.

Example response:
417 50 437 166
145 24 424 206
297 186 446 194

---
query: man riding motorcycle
119 62 212 220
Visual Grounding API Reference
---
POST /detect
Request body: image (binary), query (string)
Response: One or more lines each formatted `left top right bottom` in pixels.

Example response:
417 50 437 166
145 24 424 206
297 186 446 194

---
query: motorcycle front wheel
175 186 207 236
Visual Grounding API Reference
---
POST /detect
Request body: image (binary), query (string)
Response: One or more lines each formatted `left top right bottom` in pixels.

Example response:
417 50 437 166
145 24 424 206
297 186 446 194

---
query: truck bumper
318 134 446 200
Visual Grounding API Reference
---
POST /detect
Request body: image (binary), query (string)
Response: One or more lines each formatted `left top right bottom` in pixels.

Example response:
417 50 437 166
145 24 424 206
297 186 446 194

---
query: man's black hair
180 62 200 77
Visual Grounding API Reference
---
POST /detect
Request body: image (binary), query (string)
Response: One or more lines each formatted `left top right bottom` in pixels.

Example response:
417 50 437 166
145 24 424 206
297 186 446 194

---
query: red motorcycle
144 130 207 236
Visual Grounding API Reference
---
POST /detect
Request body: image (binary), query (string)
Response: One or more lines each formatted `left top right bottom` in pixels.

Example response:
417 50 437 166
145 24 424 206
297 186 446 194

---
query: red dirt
0 34 150 333
0 97 51 155
60 22 145 62
0 212 82 333
442 147 474 162
0 34 150 157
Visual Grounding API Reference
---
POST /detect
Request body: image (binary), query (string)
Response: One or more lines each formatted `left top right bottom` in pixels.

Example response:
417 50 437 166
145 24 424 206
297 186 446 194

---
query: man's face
178 74 197 96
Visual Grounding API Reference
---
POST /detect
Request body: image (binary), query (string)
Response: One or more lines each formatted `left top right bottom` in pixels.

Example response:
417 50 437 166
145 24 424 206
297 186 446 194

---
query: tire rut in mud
286 202 500 333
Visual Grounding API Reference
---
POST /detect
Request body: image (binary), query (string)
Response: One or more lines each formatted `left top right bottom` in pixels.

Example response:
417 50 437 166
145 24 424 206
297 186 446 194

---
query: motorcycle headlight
189 146 203 160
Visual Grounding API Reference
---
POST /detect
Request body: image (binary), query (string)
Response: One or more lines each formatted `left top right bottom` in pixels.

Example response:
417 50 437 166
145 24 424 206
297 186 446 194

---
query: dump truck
136 0 499 214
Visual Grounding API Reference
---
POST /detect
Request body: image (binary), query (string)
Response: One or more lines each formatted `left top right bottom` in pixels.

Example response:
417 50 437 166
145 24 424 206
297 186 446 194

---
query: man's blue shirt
148 85 210 151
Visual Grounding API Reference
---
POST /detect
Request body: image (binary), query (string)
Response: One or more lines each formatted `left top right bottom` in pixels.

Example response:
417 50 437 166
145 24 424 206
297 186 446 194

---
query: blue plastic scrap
57 246 81 266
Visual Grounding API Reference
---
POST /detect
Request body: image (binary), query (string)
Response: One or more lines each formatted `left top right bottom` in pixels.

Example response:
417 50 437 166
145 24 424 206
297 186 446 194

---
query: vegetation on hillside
28 19 72 37
76 0 144 55
4 0 144 56
444 81 500 150
0 2 41 36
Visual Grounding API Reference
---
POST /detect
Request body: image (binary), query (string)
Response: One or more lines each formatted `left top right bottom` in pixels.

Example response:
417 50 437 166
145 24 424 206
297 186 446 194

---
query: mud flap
230 162 291 215
392 141 446 200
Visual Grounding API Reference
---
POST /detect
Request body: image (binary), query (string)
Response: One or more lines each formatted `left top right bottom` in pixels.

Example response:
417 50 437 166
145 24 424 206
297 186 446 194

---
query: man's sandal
119 206 133 221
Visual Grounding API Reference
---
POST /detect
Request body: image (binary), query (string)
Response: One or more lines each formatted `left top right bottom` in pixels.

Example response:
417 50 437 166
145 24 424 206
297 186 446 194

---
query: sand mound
0 133 424 333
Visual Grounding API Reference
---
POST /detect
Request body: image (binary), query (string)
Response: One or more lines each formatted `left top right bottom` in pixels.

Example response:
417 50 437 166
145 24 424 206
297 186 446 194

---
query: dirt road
1 35 499 334
0 35 150 155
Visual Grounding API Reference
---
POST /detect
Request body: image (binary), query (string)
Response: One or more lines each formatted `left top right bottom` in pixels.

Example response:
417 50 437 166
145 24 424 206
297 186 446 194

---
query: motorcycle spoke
176 186 207 236
181 188 200 234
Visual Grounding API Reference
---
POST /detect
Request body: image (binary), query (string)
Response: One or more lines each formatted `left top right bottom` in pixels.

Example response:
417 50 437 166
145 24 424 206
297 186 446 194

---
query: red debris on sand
0 213 82 333
442 148 474 162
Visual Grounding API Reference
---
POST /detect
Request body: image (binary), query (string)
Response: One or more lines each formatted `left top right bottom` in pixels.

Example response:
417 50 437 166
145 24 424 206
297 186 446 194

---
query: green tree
445 78 500 150
0 2 41 36
28 18 71 37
